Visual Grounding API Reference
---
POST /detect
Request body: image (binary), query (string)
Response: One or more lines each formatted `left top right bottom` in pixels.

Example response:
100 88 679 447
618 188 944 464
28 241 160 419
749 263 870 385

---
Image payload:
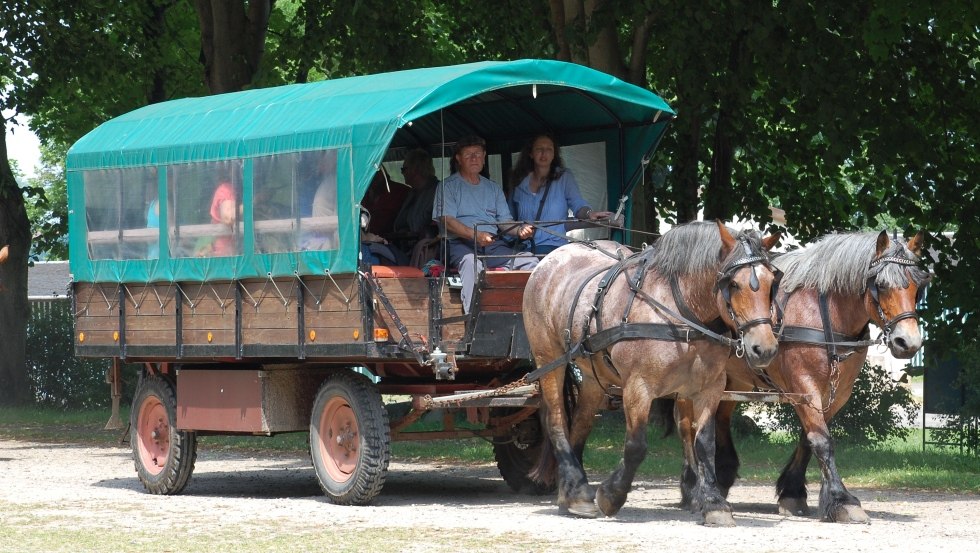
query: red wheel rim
135 395 169 475
317 396 359 483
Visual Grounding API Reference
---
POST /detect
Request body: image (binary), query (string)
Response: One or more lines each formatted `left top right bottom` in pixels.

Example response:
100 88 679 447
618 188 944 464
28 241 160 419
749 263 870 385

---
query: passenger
509 133 615 256
393 148 439 239
301 151 338 250
360 207 409 266
362 166 410 237
145 197 159 258
205 178 241 256
359 170 410 266
432 135 537 314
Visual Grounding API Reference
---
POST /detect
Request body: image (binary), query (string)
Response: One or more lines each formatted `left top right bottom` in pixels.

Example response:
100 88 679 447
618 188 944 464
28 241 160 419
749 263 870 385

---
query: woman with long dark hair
509 134 613 256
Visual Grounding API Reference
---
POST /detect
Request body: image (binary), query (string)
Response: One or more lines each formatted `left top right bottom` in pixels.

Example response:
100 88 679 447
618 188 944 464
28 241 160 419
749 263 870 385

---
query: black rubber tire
310 371 390 505
130 374 197 495
492 409 556 495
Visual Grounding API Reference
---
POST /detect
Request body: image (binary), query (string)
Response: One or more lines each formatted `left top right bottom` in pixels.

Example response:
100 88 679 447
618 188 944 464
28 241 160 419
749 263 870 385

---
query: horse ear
715 220 736 252
907 230 926 256
762 232 781 252
875 230 890 257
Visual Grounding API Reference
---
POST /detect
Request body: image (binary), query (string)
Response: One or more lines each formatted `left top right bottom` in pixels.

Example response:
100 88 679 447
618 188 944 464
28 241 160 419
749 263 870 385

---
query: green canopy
67 59 674 283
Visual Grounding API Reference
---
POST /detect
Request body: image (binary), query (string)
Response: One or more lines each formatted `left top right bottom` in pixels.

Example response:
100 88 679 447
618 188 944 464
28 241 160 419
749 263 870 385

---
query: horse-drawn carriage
66 60 675 504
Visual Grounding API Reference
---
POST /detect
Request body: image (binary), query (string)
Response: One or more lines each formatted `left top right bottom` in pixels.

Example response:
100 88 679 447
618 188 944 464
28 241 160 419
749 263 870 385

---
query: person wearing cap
432 135 537 313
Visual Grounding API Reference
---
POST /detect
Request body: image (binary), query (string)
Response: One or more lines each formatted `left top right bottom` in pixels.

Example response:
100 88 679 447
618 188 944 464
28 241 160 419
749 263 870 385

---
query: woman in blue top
509 133 614 255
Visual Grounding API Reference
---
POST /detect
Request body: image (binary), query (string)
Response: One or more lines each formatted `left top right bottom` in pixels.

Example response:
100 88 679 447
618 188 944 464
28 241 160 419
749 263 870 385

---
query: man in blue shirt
433 135 537 313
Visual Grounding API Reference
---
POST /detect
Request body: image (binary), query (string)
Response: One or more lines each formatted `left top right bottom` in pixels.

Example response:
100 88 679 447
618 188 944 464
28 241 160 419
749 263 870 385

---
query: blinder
713 236 780 334
864 253 929 341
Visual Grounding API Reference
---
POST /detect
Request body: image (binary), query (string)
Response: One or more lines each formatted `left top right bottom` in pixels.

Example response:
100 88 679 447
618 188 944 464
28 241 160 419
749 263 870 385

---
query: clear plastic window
169 160 243 258
84 167 159 260
253 150 338 253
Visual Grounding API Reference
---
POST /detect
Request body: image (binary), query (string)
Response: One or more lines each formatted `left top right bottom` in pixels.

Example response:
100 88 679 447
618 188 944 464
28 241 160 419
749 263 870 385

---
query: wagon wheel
310 370 390 505
130 373 197 495
492 408 556 495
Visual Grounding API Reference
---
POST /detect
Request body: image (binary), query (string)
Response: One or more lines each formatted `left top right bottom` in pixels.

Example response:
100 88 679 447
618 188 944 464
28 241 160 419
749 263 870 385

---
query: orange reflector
112 331 119 342
207 331 213 343
78 332 85 343
374 328 389 342
353 329 359 340
309 330 316 342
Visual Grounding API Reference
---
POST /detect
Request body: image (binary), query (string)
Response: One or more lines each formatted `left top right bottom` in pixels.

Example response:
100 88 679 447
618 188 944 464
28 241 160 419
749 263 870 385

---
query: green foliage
759 362 919 447
25 300 135 409
953 342 980 418
25 143 68 260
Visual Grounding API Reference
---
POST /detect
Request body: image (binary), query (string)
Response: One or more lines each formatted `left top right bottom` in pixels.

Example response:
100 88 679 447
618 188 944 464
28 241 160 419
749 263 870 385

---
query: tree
0 0 204 406
194 0 273 93
1 0 39 405
0 119 32 405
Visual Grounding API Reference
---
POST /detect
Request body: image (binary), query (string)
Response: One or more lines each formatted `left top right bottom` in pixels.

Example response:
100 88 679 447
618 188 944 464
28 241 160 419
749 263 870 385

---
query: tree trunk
703 30 749 222
194 0 273 94
671 110 704 224
0 125 33 406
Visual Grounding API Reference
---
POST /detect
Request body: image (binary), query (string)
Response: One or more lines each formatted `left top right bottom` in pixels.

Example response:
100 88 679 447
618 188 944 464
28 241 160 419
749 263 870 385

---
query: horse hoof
703 510 736 527
778 497 809 517
595 487 626 517
566 500 600 519
833 504 870 524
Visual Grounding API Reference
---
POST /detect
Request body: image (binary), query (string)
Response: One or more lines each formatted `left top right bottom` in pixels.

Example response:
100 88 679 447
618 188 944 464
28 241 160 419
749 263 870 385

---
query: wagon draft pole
66 60 675 504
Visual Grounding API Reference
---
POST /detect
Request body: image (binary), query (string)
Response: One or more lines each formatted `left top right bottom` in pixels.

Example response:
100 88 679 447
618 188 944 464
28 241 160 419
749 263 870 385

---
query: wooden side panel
240 278 299 346
373 277 430 342
180 282 236 346
476 270 530 312
122 283 177 346
74 282 121 348
439 285 466 342
303 275 365 345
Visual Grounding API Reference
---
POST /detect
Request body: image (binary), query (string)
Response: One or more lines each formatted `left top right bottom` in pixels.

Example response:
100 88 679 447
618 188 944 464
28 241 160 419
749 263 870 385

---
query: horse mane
775 232 929 295
646 221 767 279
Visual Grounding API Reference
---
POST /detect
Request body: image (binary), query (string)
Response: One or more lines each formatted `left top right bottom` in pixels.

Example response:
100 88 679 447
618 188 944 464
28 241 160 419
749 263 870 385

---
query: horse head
865 230 930 358
714 221 781 369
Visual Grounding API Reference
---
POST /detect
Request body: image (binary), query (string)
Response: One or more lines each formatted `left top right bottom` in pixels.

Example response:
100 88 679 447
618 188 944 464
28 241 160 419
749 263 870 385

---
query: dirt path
0 438 976 552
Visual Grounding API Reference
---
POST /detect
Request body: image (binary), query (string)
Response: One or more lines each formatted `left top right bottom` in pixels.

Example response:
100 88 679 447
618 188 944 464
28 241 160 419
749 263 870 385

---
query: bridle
865 254 929 346
714 237 783 338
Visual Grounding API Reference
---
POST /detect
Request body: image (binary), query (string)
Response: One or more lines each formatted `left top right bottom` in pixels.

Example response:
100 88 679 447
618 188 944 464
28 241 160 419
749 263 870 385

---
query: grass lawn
1 406 977 493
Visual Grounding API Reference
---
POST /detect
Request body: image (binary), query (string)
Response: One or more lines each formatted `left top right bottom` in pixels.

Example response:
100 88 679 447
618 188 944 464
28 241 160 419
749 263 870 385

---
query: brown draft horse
676 229 929 523
523 221 780 526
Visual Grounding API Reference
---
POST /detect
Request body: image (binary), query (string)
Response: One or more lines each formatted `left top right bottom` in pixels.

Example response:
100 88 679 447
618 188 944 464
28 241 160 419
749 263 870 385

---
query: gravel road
0 438 976 552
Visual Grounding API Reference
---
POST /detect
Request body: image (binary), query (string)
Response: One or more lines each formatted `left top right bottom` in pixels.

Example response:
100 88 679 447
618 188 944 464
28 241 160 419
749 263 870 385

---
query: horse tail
528 365 580 486
651 398 676 438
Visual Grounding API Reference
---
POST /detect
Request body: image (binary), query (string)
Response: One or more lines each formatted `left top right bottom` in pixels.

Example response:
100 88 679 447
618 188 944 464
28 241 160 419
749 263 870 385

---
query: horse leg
775 432 811 516
675 398 700 512
568 371 604 465
713 400 740 498
796 408 868 523
691 401 735 527
594 384 652 517
537 370 598 518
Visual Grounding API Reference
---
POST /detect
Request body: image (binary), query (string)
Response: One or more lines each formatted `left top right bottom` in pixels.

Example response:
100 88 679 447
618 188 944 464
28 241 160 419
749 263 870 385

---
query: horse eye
728 281 740 292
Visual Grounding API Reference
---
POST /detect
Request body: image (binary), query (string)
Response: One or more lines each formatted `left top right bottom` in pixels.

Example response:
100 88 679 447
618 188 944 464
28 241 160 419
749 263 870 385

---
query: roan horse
674 229 929 523
522 221 780 526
